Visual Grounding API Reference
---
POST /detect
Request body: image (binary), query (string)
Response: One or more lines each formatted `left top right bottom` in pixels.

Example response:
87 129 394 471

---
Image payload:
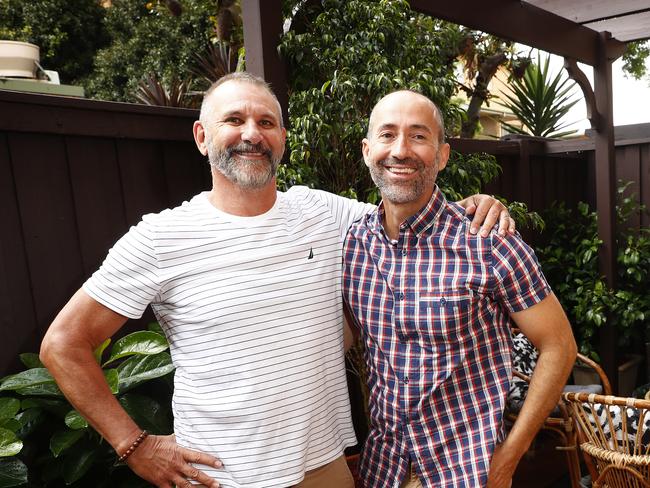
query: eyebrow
221 109 279 122
376 123 432 133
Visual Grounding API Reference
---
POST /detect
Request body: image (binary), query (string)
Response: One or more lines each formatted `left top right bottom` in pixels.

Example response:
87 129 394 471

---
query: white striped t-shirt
83 186 374 488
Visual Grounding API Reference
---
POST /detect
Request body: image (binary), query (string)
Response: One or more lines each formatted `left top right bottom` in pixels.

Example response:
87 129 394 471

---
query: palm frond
499 53 580 138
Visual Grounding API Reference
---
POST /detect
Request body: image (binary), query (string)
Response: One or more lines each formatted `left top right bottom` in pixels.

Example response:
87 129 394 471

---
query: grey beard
208 142 281 189
368 157 437 204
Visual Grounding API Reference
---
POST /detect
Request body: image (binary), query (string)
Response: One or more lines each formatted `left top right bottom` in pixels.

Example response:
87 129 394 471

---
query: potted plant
0 40 39 78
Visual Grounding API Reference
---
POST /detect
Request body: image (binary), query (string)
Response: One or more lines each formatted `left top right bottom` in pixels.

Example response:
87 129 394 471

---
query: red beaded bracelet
117 430 149 462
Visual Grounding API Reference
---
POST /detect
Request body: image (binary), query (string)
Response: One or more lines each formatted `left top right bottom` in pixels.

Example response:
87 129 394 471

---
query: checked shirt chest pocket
418 289 474 344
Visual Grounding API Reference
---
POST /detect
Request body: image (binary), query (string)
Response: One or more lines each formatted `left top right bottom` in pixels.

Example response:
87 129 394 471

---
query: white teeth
387 167 416 175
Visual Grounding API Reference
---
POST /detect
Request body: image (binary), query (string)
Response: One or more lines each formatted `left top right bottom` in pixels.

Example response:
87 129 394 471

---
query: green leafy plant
0 0 108 85
536 182 650 360
0 324 174 487
279 0 459 201
498 53 579 138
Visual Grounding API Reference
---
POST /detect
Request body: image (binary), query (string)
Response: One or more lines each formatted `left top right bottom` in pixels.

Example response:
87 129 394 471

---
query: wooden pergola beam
408 0 627 65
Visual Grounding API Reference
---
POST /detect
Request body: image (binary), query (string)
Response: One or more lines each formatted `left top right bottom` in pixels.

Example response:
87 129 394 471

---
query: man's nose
241 120 262 144
390 134 410 159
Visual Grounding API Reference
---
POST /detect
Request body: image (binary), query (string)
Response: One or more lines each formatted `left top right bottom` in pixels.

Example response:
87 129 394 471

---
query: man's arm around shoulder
487 292 577 488
40 289 222 488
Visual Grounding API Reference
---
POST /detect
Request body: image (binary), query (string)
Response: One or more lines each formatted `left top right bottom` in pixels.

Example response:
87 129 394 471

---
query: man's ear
193 120 208 156
361 138 371 168
437 142 451 171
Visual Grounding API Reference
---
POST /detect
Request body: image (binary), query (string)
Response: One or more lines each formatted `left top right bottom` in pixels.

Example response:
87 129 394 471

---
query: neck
381 200 418 240
381 187 435 240
207 169 277 216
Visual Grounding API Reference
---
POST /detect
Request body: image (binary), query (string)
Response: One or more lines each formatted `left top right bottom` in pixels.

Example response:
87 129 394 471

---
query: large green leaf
18 353 43 369
64 410 88 430
0 422 19 434
0 458 27 488
62 447 96 485
117 352 174 393
0 401 19 422
104 331 169 366
0 429 21 457
50 430 84 458
93 338 111 364
147 322 164 336
15 409 45 439
0 368 54 392
104 369 119 395
20 398 69 418
119 394 171 434
15 383 63 397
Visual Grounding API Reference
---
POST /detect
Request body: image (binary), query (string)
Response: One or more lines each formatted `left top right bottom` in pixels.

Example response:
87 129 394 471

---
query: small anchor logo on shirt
308 247 314 259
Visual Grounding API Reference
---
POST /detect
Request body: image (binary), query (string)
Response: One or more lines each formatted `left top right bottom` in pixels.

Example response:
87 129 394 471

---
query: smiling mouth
228 143 272 161
233 150 266 158
385 166 416 175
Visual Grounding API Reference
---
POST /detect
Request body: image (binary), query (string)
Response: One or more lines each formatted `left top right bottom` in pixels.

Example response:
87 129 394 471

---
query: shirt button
398 292 405 300
401 249 407 256
440 297 446 306
404 376 409 384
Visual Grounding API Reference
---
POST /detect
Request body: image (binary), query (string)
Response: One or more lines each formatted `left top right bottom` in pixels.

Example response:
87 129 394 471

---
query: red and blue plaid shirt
342 186 551 487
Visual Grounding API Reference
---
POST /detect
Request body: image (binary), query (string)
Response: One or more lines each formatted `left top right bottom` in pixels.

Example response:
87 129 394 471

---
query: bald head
367 90 445 144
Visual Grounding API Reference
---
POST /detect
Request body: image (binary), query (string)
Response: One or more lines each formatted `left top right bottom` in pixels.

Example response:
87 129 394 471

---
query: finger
171 475 194 488
180 465 220 488
182 448 223 469
464 196 478 216
479 205 502 237
497 210 510 236
507 217 516 235
469 198 493 235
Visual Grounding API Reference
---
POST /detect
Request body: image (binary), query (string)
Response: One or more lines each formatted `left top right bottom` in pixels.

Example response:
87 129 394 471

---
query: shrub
0 325 174 487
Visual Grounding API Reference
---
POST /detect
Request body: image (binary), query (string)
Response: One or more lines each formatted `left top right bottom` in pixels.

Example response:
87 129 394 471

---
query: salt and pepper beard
207 140 281 189
368 153 441 204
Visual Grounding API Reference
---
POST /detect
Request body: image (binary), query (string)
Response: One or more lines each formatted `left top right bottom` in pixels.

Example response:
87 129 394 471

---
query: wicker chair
508 332 612 488
563 392 650 487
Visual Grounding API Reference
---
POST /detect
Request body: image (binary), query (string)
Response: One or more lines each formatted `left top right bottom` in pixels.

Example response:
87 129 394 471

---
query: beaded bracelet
117 430 149 462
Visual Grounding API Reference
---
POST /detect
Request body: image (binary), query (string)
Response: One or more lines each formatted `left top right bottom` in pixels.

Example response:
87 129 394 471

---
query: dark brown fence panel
0 91 209 375
163 141 212 205
66 136 127 274
10 132 86 332
0 132 39 371
117 139 171 225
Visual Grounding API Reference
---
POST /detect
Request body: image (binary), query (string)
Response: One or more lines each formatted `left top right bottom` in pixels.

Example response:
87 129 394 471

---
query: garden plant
0 324 174 487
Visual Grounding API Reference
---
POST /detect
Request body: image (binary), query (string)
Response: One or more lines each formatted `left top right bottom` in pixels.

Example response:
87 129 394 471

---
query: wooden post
241 0 289 128
593 32 618 391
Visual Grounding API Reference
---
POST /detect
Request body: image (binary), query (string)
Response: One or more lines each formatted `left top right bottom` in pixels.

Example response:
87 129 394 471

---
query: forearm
40 289 139 454
41 337 140 453
502 344 574 460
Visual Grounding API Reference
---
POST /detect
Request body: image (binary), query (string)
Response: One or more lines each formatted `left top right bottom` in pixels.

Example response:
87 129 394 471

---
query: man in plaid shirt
342 90 577 488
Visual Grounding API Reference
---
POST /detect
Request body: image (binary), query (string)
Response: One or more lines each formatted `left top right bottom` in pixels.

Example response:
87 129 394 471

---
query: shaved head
367 90 445 144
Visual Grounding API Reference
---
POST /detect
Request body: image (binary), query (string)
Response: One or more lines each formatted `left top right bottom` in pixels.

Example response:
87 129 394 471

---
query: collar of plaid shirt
343 186 550 488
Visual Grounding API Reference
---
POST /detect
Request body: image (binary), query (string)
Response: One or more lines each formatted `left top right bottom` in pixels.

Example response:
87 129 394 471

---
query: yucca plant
499 53 579 138
135 73 197 108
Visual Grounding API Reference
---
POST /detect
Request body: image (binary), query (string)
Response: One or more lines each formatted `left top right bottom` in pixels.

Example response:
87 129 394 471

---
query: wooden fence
0 90 210 374
1 90 649 375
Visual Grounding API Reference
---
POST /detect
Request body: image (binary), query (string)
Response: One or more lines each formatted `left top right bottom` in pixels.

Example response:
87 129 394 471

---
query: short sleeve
83 219 161 319
306 188 376 238
491 232 551 313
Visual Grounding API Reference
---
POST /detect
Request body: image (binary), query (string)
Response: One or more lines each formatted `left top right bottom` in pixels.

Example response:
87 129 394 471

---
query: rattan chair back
563 392 650 487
